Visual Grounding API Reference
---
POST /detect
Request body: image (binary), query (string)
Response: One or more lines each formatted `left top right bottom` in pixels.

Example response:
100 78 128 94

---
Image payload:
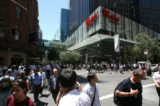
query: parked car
151 64 158 72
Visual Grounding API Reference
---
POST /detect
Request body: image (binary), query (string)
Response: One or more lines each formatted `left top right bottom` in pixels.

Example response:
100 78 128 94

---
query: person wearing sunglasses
153 65 160 106
6 79 34 106
115 68 144 106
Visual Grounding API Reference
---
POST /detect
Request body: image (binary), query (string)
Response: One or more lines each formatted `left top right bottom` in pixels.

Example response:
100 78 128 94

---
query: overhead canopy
67 34 138 51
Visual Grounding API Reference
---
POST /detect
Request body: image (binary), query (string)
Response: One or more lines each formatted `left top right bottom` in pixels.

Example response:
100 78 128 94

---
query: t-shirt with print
6 95 35 106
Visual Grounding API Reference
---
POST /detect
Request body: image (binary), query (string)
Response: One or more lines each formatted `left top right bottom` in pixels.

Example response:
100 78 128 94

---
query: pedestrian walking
46 68 60 103
17 71 29 90
0 68 15 106
56 80 82 106
114 64 118 73
30 69 43 104
46 64 51 84
153 65 160 106
11 65 18 79
83 73 101 106
6 79 35 106
38 67 46 96
58 70 91 106
115 68 144 106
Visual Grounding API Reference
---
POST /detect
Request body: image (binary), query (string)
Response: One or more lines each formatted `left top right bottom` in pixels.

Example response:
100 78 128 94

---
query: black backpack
0 76 11 91
113 78 130 106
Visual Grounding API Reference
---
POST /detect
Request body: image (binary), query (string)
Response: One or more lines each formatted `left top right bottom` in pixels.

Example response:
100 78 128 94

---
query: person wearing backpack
114 68 144 106
0 68 15 106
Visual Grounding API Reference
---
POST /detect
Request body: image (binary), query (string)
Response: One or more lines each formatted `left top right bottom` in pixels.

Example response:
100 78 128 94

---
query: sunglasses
136 74 144 79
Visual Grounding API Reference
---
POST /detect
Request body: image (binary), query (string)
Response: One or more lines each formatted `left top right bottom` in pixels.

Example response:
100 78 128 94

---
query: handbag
91 86 96 106
44 78 48 86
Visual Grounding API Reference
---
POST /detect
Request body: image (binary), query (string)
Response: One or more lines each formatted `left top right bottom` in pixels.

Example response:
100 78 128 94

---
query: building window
16 24 21 40
0 19 4 37
0 5 5 13
16 5 21 19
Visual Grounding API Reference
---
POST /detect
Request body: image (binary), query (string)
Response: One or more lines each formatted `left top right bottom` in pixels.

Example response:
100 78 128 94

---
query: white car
151 64 158 72
137 61 151 66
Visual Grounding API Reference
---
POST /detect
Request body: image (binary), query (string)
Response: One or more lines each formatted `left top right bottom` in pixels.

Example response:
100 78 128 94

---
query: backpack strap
91 86 96 106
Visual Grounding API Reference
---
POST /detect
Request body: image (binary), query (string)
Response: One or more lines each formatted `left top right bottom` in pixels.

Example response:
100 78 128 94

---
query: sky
38 0 68 40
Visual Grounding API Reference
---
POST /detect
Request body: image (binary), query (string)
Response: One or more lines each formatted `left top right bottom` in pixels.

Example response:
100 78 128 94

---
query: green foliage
132 44 141 58
48 48 60 61
132 33 160 58
61 51 81 62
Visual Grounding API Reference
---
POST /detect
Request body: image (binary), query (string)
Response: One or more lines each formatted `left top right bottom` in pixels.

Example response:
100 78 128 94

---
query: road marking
99 83 155 101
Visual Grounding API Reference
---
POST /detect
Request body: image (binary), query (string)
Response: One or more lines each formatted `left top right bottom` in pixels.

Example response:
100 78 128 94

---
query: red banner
86 11 98 28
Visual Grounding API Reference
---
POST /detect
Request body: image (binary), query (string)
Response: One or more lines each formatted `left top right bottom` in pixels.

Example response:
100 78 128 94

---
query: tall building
69 0 160 36
67 6 160 64
38 27 43 39
60 8 70 42
0 0 43 66
69 0 89 36
139 0 160 33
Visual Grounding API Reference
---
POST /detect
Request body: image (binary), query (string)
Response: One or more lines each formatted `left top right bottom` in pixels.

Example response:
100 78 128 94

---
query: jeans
0 90 11 106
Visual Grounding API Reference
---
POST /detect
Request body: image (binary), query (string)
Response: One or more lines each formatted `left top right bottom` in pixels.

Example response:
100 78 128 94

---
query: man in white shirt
153 65 160 105
58 70 91 106
83 73 100 106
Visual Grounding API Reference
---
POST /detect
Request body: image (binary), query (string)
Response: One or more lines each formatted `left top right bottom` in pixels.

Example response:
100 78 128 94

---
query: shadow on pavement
37 101 48 106
40 94 50 98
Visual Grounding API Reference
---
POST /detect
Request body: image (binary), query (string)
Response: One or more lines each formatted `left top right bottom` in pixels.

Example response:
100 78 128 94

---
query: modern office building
38 27 43 39
69 0 90 36
60 8 70 42
69 0 160 36
66 6 160 64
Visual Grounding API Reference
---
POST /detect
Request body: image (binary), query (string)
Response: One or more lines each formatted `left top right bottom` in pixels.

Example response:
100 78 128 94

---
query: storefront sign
86 11 98 28
102 8 120 25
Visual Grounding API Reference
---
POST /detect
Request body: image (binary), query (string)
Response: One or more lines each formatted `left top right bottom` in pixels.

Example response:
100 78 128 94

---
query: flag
114 34 120 52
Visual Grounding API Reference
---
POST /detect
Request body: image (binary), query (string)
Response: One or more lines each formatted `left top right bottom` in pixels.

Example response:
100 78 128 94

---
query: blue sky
38 0 68 40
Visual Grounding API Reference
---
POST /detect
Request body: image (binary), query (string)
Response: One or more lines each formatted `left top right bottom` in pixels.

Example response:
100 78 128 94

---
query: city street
27 69 159 106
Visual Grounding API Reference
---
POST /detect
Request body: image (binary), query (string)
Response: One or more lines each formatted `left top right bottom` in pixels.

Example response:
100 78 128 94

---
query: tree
48 48 60 61
132 33 160 60
61 51 81 63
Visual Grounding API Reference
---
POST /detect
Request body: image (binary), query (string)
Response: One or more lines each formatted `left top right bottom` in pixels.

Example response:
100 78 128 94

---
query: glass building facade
69 0 90 36
69 0 160 36
60 8 70 42
67 6 160 64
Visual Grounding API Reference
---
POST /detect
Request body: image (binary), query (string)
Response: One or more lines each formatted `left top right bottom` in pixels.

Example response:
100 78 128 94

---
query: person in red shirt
6 79 35 106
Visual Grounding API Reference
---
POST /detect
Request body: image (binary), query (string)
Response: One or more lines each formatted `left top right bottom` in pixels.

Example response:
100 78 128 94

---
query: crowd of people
0 62 159 106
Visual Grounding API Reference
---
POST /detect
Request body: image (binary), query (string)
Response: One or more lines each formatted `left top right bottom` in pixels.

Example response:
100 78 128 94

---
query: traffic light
11 26 16 35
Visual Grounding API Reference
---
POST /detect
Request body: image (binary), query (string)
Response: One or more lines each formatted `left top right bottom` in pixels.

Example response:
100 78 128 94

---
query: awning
67 34 138 51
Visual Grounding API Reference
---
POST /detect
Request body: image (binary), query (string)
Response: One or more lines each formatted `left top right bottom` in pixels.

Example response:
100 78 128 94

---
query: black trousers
51 89 59 103
156 86 160 106
40 85 43 94
33 84 41 102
